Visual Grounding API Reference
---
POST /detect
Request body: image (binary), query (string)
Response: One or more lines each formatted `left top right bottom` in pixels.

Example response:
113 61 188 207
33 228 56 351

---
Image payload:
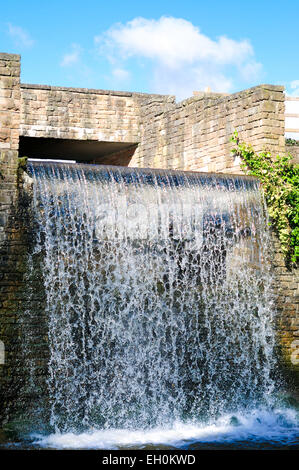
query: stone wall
20 83 142 144
0 53 20 243
20 83 174 165
271 234 299 394
286 144 299 164
0 53 34 427
19 82 286 175
131 85 286 173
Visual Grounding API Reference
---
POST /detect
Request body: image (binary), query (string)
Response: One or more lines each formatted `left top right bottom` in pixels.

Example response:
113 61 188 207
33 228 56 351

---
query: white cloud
97 17 253 67
95 16 262 100
238 61 263 82
288 80 299 97
152 64 233 97
112 67 130 81
7 23 34 48
61 43 82 67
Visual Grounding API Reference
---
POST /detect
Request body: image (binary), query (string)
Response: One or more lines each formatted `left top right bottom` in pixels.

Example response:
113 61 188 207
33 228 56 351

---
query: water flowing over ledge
15 161 297 448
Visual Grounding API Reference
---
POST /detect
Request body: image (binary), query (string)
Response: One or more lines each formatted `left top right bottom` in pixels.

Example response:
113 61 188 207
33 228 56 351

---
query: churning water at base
32 408 298 449
23 161 298 448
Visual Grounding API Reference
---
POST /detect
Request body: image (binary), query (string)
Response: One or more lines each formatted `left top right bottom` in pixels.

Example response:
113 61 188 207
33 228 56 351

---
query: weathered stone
286 144 299 164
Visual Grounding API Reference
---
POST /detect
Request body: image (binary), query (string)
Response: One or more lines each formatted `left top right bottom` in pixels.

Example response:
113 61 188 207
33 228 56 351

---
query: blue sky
1 0 299 101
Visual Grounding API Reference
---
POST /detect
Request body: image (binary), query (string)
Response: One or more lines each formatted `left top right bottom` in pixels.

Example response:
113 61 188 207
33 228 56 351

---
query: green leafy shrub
286 138 299 146
231 131 299 265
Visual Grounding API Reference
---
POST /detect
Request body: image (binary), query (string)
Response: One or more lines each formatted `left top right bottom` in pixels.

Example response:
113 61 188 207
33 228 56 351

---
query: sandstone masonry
131 86 286 173
286 144 299 164
0 53 20 243
19 82 286 175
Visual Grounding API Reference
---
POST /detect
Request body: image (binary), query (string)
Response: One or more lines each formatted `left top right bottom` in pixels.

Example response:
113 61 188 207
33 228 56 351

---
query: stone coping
0 52 21 60
21 83 173 99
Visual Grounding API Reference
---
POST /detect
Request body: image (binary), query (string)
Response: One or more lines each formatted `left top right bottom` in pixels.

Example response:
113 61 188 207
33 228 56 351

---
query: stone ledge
0 53 21 61
169 84 285 111
21 83 172 100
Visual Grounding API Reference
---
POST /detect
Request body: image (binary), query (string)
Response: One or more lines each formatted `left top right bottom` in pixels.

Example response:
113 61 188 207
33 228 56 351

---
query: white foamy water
33 409 299 449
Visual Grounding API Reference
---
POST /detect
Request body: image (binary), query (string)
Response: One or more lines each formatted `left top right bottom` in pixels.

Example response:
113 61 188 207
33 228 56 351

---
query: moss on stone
18 156 28 170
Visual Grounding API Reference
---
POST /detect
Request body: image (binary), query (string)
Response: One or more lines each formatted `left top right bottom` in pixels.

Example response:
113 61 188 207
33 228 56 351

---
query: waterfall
28 161 279 434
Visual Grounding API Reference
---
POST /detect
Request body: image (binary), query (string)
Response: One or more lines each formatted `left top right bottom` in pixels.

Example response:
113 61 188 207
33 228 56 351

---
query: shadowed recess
19 136 138 166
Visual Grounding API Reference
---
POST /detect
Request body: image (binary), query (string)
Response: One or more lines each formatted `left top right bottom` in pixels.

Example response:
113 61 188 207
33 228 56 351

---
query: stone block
0 67 11 76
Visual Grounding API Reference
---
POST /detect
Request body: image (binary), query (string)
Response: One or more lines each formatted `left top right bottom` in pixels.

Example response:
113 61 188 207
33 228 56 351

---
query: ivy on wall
231 131 299 265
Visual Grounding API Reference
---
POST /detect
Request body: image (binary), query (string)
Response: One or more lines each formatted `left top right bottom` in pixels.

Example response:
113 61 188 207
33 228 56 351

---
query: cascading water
22 161 298 449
